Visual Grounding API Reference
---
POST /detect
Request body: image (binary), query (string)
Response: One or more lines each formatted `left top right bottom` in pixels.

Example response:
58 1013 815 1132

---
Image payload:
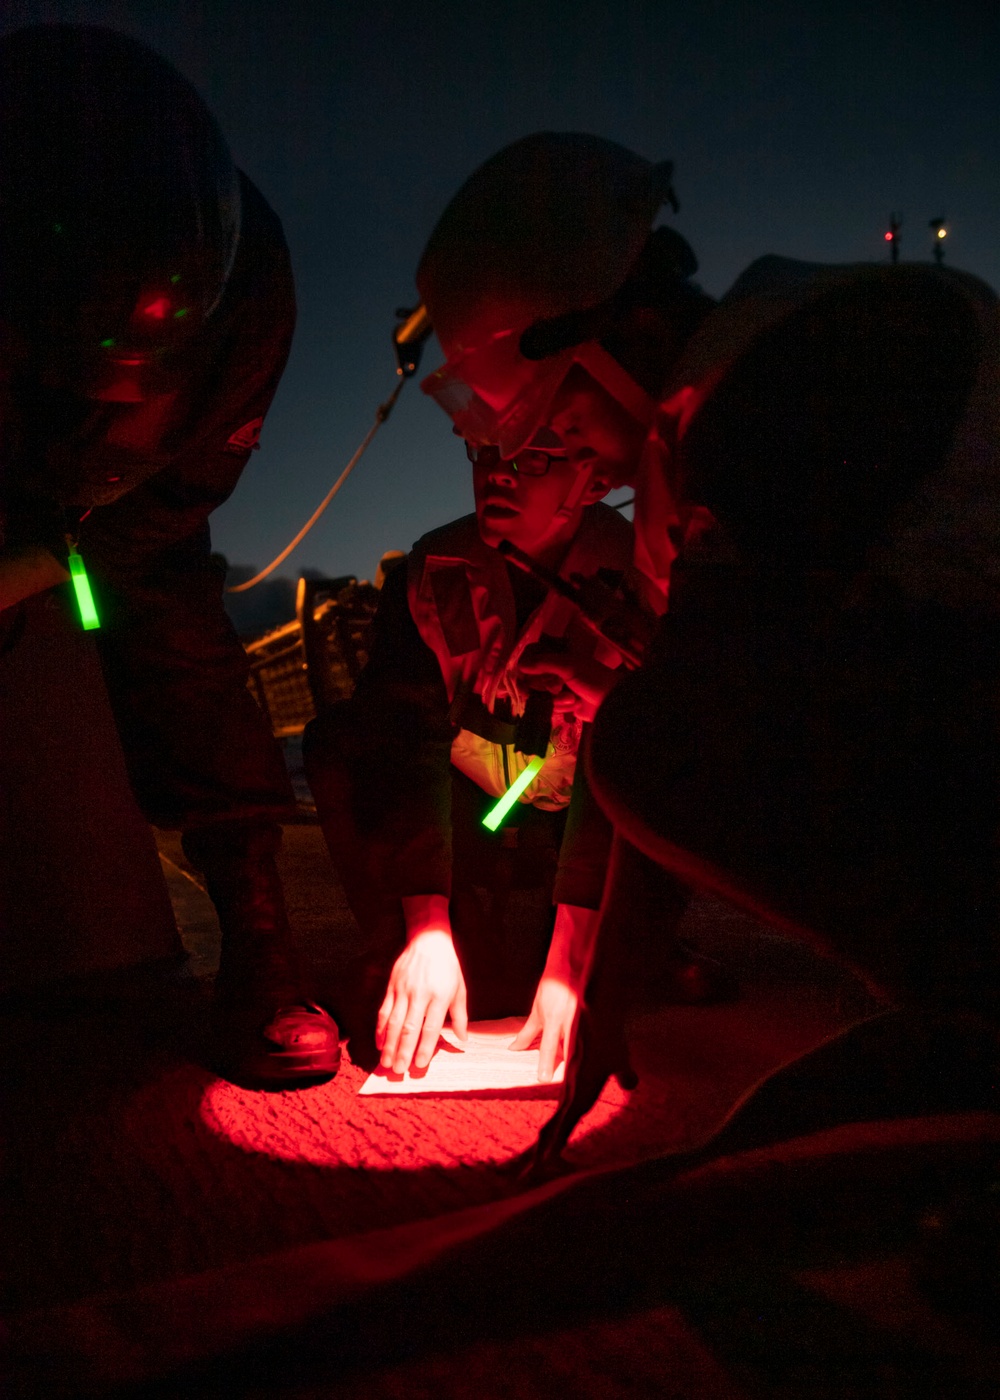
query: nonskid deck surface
5 824 997 1398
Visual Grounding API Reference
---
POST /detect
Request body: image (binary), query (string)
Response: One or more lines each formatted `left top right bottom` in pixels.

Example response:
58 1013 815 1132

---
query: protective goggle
423 330 658 458
464 440 569 477
423 330 572 456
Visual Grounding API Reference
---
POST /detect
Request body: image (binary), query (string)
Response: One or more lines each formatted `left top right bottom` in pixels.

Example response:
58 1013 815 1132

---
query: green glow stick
67 544 100 630
482 754 545 832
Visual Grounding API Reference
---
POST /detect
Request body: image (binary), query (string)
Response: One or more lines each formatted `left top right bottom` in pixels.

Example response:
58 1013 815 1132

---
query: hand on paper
510 901 598 1081
377 900 468 1074
509 975 580 1083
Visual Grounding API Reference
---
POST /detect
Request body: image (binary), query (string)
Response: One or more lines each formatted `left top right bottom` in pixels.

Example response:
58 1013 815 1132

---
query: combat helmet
0 24 241 407
417 132 694 456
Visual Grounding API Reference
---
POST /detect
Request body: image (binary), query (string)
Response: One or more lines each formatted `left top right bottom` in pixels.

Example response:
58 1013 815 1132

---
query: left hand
510 975 580 1083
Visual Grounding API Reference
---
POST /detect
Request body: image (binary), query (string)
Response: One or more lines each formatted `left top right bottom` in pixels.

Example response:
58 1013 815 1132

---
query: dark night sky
3 0 998 593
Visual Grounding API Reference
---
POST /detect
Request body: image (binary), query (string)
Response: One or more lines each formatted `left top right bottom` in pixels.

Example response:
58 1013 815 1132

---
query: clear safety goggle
422 330 570 456
422 330 658 458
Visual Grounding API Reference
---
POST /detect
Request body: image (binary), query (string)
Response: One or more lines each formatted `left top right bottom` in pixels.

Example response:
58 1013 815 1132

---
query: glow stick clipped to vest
482 754 546 831
67 541 100 630
482 690 553 831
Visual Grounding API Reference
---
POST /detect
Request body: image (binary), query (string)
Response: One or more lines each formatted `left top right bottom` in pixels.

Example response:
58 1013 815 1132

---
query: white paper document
357 1017 566 1095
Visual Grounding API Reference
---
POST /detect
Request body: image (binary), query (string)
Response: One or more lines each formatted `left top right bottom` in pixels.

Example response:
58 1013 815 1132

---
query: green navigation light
482 754 545 832
68 546 100 630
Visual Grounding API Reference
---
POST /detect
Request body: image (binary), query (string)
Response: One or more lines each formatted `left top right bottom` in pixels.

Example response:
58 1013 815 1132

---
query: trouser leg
182 820 300 1004
626 852 738 1004
181 818 341 1086
527 831 637 1173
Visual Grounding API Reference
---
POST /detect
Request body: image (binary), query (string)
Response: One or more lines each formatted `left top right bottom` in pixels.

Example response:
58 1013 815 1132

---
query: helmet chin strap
570 340 659 431
540 338 653 530
553 458 598 522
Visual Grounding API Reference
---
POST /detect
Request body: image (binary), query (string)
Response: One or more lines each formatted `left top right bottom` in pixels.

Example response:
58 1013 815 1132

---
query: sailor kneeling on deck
304 432 727 1081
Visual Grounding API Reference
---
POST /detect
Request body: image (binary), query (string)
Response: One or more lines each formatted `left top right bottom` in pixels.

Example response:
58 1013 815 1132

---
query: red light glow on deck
142 297 171 319
198 1055 629 1169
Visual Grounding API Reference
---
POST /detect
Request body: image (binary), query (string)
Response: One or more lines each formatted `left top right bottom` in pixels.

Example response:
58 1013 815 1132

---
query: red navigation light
885 215 902 262
142 297 171 319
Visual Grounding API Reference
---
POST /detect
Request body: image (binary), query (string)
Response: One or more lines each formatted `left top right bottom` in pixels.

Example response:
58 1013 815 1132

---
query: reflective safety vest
633 256 1000 613
407 503 635 811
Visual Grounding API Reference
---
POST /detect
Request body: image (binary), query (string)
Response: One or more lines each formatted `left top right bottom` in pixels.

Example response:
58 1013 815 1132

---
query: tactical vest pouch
450 726 576 812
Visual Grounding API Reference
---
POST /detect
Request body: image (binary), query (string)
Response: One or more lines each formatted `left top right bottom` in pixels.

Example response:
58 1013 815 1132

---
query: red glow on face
98 377 145 403
142 297 171 319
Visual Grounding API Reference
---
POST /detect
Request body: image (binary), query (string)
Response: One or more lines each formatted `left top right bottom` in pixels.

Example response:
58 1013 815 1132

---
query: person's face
542 365 649 490
471 440 604 562
11 380 177 509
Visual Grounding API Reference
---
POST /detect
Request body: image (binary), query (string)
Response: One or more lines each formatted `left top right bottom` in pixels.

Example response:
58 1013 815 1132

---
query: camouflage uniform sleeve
305 562 457 899
553 726 614 910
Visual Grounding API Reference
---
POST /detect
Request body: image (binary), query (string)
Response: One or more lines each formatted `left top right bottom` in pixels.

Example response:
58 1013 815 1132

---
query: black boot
183 823 341 1088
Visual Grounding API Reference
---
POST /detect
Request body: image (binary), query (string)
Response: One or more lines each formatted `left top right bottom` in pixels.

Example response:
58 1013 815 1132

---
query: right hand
376 928 468 1075
510 975 580 1083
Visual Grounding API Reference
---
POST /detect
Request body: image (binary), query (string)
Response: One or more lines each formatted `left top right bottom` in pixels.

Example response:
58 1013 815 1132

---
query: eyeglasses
464 442 568 477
